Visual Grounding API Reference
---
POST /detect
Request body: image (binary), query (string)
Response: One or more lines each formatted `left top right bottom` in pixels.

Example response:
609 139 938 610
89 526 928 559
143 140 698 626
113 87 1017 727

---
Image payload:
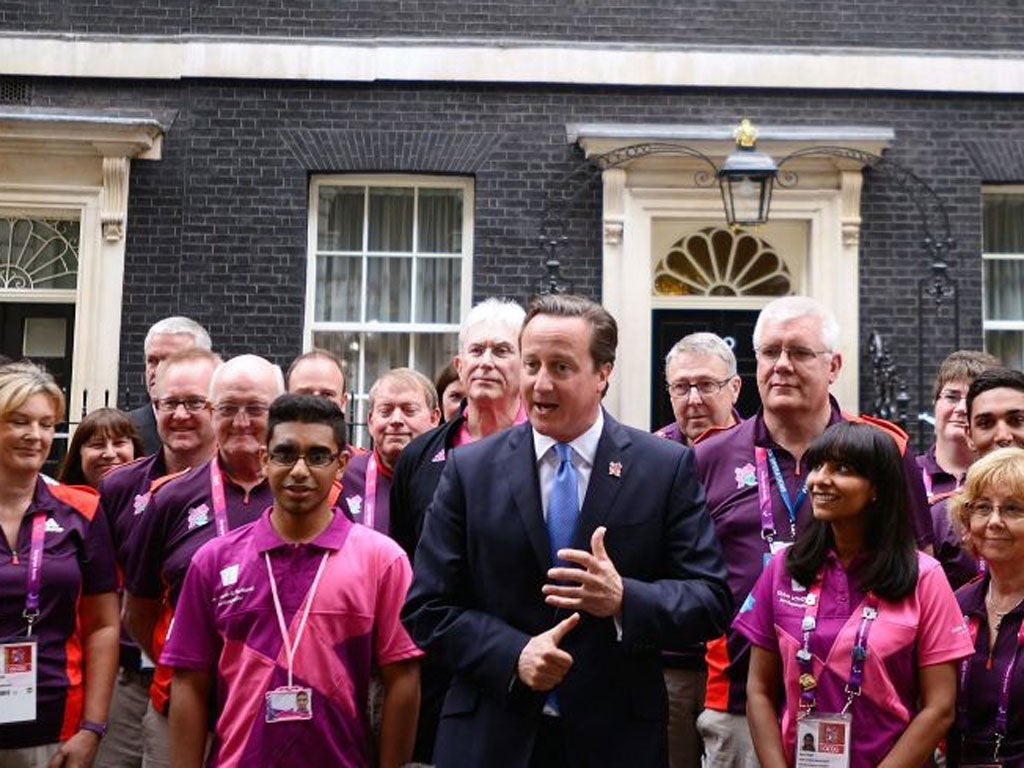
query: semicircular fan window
653 226 792 297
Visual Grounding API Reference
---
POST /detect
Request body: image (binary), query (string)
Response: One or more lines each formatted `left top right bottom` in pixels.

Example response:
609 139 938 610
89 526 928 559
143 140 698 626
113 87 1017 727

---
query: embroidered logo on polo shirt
220 564 240 586
346 495 363 520
44 517 64 534
133 492 151 516
431 449 446 463
734 462 757 489
187 504 211 530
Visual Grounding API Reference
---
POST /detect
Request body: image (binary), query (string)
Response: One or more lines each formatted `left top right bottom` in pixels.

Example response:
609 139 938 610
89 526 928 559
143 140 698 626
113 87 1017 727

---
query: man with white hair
693 296 934 768
390 296 526 764
124 354 284 768
128 316 213 455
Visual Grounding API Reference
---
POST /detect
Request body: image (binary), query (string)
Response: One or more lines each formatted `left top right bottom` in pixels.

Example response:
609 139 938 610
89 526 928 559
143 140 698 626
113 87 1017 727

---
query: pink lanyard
264 551 330 687
209 460 230 537
23 512 47 637
363 453 379 531
958 612 1024 761
920 467 962 506
796 575 880 717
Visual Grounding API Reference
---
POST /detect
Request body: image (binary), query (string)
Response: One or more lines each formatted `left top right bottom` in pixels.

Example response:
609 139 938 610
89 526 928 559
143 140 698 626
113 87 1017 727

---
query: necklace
986 583 1024 630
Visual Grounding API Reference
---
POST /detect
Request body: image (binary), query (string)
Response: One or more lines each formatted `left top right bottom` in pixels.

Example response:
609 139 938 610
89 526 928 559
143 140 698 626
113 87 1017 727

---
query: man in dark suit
127 316 212 455
402 294 731 768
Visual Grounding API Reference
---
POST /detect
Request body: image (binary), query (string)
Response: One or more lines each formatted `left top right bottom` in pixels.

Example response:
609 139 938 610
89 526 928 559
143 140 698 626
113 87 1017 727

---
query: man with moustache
124 354 284 768
95 348 220 768
163 395 422 768
128 317 212 455
402 294 730 768
341 368 440 536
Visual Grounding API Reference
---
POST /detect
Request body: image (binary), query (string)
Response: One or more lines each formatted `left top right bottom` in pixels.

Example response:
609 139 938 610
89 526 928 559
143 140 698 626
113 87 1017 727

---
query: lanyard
363 453 379 531
754 446 805 547
796 575 880 717
265 550 330 688
209 460 230 537
958 611 1024 760
23 512 47 636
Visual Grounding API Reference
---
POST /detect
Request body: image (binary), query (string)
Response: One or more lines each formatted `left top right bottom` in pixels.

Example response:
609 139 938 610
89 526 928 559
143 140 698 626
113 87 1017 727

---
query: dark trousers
531 717 569 768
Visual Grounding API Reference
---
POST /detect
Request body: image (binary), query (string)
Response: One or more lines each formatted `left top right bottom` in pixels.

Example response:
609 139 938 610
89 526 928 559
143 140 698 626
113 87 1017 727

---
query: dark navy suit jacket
401 412 731 768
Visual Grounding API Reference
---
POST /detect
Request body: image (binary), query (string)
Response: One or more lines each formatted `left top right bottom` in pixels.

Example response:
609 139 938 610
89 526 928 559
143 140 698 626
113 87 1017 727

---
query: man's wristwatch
80 720 108 739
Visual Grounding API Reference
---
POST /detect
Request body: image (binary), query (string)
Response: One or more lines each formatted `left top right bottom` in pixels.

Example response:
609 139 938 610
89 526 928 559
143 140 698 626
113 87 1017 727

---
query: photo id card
265 685 313 723
0 641 37 724
795 713 852 768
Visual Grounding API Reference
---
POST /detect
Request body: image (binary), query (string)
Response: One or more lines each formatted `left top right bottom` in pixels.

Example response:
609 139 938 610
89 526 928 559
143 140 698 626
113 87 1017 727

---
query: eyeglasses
667 378 733 398
966 500 1024 522
937 390 968 406
213 403 269 419
267 447 340 468
154 397 210 413
755 345 831 364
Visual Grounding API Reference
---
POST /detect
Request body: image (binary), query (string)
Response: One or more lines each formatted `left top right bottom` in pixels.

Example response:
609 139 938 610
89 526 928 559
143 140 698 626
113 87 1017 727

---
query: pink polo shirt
734 549 972 768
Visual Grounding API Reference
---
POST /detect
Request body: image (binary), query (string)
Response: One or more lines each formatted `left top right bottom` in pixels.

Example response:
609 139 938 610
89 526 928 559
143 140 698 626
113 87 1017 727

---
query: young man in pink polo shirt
162 394 422 768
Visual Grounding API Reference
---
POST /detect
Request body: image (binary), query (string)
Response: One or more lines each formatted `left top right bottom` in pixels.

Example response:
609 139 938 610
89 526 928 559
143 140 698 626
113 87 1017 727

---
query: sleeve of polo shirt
160 550 220 670
914 558 974 667
80 504 119 595
732 554 782 654
373 550 424 667
124 491 167 599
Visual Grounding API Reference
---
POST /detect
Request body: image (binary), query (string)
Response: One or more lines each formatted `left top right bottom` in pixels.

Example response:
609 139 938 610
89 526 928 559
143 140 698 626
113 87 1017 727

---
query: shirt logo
735 462 757 489
187 504 211 530
44 517 64 534
346 495 363 520
133 492 151 516
220 564 240 586
431 449 446 463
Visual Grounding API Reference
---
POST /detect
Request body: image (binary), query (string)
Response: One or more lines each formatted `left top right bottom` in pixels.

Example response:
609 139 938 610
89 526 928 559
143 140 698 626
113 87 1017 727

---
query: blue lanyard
765 448 806 538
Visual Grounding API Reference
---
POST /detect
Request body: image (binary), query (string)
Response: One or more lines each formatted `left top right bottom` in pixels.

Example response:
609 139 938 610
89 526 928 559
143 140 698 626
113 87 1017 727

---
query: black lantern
717 118 778 226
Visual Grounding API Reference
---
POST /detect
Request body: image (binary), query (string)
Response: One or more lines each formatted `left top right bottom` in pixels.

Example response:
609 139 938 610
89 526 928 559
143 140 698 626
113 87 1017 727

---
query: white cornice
0 33 1022 93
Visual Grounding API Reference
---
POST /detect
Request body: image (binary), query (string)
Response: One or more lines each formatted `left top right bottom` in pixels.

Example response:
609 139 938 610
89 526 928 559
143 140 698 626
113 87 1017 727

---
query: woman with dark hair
58 408 143 488
736 421 973 768
434 361 464 424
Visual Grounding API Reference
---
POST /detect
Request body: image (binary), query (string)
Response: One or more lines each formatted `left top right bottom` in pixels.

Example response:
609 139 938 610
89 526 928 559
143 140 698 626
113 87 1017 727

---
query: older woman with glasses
948 447 1024 767
0 362 119 767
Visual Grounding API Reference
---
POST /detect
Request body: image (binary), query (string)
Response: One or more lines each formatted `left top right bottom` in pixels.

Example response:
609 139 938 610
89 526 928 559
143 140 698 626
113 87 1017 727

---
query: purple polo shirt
915 444 962 501
734 550 971 768
99 452 167 568
0 479 117 748
161 508 422 768
950 576 1024 765
930 496 979 591
339 450 392 535
693 396 934 713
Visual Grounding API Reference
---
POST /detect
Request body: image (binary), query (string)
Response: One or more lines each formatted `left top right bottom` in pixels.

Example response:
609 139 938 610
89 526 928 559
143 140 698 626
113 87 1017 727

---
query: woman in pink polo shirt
736 421 973 768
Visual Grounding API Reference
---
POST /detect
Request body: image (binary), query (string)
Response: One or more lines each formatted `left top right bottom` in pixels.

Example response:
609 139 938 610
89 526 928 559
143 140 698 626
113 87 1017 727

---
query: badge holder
265 685 314 723
795 712 852 768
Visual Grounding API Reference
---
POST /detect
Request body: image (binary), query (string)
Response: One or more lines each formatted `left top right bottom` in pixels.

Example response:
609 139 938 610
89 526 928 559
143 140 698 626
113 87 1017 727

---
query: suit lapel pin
608 461 622 478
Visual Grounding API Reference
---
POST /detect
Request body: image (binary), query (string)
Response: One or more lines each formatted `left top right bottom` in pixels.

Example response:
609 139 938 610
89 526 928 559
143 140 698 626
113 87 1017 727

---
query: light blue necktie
547 442 580 567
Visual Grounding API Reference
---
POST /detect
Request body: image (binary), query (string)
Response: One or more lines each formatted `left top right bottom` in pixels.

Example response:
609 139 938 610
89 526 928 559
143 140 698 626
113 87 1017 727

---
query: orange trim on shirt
703 634 731 712
149 603 175 714
48 483 100 521
60 592 85 740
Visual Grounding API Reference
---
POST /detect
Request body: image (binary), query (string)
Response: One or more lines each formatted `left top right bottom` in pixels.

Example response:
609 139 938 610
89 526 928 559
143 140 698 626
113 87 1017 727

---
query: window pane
986 330 1024 369
0 217 79 290
984 259 1024 321
984 195 1024 253
414 333 460 382
366 256 412 322
416 257 461 323
419 189 463 253
318 187 364 251
315 256 362 321
368 188 413 252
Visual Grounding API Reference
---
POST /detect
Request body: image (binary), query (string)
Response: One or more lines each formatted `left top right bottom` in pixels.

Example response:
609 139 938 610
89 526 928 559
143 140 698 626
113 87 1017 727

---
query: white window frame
305 174 474 445
982 185 1024 365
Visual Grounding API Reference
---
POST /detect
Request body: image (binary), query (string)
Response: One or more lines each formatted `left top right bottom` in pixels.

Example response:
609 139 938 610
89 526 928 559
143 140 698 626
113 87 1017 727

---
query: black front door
650 308 760 431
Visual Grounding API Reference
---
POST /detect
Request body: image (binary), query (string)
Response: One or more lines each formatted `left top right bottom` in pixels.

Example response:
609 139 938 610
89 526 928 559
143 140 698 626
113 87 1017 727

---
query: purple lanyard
796 574 880 717
754 446 804 548
209 460 230 537
23 512 47 636
958 613 1024 760
363 453 378 531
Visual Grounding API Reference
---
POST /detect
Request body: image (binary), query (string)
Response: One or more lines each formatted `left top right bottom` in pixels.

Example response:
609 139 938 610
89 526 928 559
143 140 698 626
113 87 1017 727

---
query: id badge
764 540 791 567
265 685 313 723
0 641 37 724
795 713 852 768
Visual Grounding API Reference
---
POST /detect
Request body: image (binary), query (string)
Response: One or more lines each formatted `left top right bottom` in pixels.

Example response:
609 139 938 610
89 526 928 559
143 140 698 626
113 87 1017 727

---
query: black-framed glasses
267 447 340 468
154 397 210 413
213 403 269 419
755 345 831 364
667 378 733 398
966 500 1024 522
